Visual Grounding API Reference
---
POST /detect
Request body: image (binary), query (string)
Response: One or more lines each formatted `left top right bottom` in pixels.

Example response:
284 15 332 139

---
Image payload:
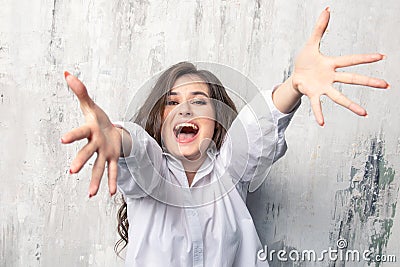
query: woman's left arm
273 7 389 126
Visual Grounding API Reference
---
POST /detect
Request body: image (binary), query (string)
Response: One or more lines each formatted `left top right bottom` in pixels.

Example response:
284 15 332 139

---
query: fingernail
381 54 387 60
64 71 71 79
325 7 331 12
320 122 325 128
60 137 64 143
69 169 73 174
364 114 369 118
386 84 391 89
372 54 381 60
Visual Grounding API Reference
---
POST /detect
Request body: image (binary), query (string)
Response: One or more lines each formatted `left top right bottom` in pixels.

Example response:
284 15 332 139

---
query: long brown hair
115 62 238 255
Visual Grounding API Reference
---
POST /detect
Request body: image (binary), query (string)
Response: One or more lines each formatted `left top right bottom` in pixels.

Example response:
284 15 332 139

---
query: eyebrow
168 91 210 98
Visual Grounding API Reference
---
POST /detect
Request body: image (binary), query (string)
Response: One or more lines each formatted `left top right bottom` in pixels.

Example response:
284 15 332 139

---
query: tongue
177 133 195 142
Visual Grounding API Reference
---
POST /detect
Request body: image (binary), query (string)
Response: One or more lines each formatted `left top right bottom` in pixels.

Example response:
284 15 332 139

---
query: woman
61 8 388 266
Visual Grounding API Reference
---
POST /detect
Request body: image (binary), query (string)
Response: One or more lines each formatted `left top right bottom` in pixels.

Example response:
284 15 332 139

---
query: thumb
64 71 94 108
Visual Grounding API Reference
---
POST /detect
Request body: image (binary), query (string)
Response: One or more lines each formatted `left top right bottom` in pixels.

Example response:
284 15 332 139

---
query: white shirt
116 89 298 267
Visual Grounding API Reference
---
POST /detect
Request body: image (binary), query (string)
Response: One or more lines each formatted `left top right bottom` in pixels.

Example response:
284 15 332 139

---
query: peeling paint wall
0 0 399 266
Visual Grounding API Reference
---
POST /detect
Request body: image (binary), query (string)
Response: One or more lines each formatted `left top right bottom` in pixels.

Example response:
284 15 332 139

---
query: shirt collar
162 147 218 185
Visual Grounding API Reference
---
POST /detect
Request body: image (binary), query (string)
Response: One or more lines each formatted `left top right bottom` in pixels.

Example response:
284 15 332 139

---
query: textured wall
0 0 399 266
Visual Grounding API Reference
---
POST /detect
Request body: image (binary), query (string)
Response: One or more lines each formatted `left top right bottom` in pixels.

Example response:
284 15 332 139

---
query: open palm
61 73 121 197
292 7 389 126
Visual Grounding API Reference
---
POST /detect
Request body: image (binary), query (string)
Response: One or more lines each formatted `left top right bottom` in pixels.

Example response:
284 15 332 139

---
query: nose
178 100 193 117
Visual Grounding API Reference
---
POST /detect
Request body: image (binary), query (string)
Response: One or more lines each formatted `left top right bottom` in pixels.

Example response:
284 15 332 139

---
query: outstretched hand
61 72 122 197
292 7 389 126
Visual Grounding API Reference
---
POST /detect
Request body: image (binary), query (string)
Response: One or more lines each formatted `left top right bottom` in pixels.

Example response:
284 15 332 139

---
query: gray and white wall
0 0 399 266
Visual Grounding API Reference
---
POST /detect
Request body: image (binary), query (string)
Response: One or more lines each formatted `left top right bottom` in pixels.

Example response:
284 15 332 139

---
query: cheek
202 119 216 138
162 108 171 122
162 108 175 129
205 108 216 137
200 105 215 122
161 109 172 140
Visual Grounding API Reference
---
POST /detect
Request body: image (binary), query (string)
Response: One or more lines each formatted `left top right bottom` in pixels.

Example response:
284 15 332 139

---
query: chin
173 147 204 161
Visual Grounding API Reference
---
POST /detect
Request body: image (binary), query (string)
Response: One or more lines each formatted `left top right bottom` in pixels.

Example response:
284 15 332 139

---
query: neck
181 155 207 187
185 171 196 187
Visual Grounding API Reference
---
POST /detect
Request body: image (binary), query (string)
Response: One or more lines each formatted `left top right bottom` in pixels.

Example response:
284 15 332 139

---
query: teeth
174 122 198 131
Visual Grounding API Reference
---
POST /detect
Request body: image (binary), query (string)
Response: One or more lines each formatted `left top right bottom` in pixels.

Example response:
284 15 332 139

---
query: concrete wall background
0 0 399 266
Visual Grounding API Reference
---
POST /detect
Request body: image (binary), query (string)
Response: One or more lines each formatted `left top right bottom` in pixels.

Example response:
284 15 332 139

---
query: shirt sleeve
114 121 166 199
265 87 301 163
216 87 300 192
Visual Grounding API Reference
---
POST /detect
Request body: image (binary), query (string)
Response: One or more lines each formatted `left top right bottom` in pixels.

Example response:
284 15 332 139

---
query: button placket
183 190 204 266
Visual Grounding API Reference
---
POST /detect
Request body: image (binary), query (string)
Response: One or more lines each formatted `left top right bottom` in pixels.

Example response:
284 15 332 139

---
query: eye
191 98 207 105
166 100 179 105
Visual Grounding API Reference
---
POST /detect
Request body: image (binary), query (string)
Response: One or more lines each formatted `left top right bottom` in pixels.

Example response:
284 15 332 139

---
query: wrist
113 124 130 157
287 75 303 98
272 76 303 114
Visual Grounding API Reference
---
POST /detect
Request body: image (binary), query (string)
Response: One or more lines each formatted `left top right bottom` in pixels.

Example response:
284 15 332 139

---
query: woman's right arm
113 121 166 199
61 72 165 198
114 126 132 157
61 72 122 197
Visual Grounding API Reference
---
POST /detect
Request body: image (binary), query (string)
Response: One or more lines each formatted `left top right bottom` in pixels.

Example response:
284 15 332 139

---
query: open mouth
173 122 200 143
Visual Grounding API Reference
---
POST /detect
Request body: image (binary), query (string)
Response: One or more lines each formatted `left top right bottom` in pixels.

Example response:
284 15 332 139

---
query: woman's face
161 75 216 161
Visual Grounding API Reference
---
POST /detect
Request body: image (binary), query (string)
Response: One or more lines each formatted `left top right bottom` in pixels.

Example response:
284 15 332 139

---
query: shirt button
186 209 196 216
